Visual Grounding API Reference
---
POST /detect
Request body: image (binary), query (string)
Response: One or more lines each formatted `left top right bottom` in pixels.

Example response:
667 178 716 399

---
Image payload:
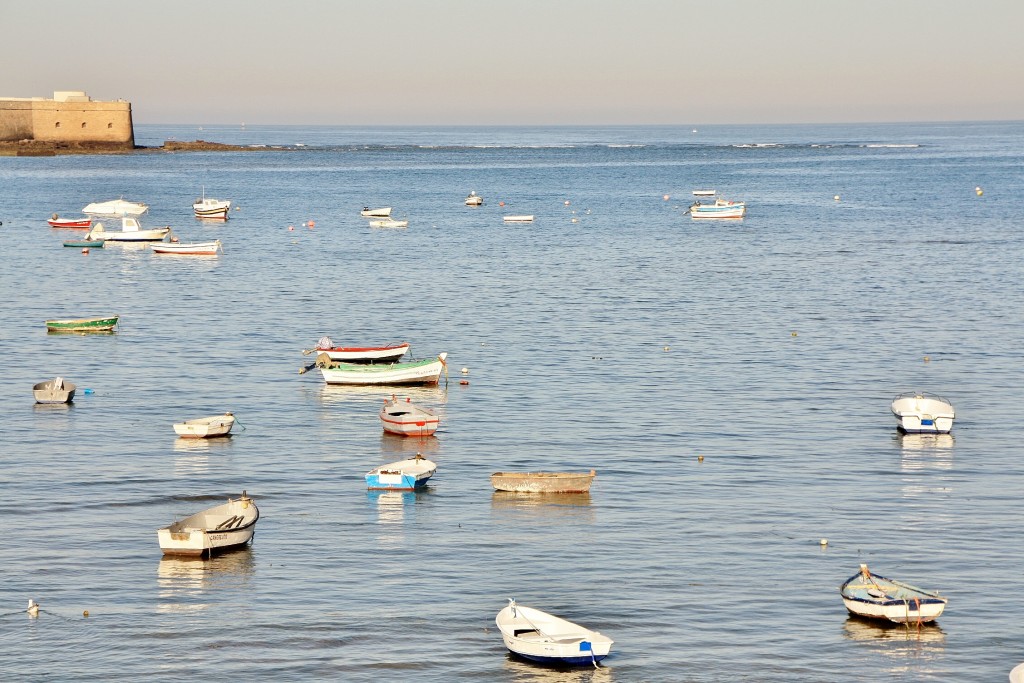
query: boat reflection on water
380 432 441 457
317 383 448 408
842 615 946 644
896 432 954 453
173 435 234 475
501 655 616 681
490 491 594 524
156 548 255 613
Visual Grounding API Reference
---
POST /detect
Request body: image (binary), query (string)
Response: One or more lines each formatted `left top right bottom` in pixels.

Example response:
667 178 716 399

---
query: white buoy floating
460 367 469 375
975 186 983 196
819 538 828 548
833 195 840 201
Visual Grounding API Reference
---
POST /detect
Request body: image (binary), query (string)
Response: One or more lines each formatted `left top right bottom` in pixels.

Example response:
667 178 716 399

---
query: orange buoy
663 194 670 201
308 220 316 228
499 201 505 207
460 379 469 385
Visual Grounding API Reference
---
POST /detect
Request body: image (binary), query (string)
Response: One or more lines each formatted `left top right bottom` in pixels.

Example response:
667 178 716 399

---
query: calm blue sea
1 121 1023 682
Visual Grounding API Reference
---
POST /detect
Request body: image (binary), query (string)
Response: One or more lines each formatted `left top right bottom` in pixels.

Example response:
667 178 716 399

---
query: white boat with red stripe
379 395 439 436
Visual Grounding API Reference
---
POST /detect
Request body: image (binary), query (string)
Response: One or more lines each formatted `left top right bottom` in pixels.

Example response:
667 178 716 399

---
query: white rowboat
495 599 613 666
490 470 596 493
840 564 947 624
361 207 392 217
503 215 534 222
151 240 222 255
379 396 439 436
307 339 410 364
157 492 259 557
173 413 236 438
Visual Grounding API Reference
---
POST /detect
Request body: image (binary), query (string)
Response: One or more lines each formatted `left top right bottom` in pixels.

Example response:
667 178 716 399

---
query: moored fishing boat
495 599 614 666
157 492 259 557
379 396 440 436
490 470 596 493
891 392 955 434
365 454 437 490
361 206 392 217
33 377 76 404
369 218 409 228
465 191 483 206
317 352 448 385
89 217 171 242
45 315 118 332
63 238 104 248
82 198 148 216
48 214 92 229
840 564 948 624
173 413 236 438
503 215 534 222
151 240 222 255
692 189 716 197
192 191 231 219
304 338 410 364
689 198 746 219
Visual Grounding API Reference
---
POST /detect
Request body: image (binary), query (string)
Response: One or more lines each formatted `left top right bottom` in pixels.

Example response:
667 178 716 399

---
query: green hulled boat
45 315 119 332
63 239 105 248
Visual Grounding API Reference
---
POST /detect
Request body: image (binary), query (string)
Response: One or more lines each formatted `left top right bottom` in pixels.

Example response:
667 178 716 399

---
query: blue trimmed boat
689 198 746 219
495 599 613 667
840 564 948 624
365 454 436 490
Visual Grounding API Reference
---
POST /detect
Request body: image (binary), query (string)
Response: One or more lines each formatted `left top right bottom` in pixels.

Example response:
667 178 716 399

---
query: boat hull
45 316 118 332
48 218 92 229
173 414 235 438
496 602 613 667
379 399 440 436
151 241 221 255
361 207 392 217
503 215 534 222
33 379 76 404
316 343 410 363
490 471 595 493
840 566 948 624
841 596 947 624
891 393 955 434
95 229 170 242
63 240 104 248
365 457 437 490
157 495 258 557
320 356 445 386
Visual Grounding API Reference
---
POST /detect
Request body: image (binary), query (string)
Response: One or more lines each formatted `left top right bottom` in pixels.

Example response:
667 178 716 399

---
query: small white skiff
379 396 439 436
495 599 613 666
369 219 408 228
891 392 955 434
365 454 437 490
89 217 170 242
173 413 236 439
465 191 483 206
151 240 222 255
157 492 259 557
361 207 392 217
840 564 947 624
503 215 534 222
490 470 596 493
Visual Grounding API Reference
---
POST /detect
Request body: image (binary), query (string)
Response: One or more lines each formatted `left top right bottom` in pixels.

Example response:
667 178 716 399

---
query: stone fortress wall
0 91 134 147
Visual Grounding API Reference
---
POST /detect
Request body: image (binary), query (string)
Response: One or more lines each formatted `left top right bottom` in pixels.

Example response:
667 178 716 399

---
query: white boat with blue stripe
891 392 955 434
840 564 948 624
495 599 613 667
365 454 436 490
689 198 746 219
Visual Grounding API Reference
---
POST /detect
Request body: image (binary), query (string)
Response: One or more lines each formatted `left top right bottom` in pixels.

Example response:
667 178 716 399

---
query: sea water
1 122 1023 681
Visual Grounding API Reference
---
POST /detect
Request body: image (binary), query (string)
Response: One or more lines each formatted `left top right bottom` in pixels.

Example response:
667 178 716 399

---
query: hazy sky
4 0 1023 125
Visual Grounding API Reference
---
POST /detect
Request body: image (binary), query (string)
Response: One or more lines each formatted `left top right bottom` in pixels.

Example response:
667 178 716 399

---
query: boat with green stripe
45 315 119 332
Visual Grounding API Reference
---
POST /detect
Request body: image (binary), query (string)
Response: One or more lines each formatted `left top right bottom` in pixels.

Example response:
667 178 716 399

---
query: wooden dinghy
379 396 439 436
173 413 235 439
840 564 948 624
157 492 259 557
303 338 410 364
490 470 596 493
495 599 613 667
45 315 119 332
318 352 447 385
365 454 437 490
33 377 76 404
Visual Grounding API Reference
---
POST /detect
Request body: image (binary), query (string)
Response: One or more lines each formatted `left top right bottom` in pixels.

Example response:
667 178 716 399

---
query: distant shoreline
0 139 275 156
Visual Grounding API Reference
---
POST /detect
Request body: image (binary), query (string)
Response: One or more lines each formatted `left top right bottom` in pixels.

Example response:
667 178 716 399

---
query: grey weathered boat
33 377 76 404
490 470 596 493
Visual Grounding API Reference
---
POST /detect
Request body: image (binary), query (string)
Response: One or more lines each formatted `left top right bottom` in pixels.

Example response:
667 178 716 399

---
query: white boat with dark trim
173 413 236 438
88 217 171 242
305 338 410 364
689 198 746 219
891 392 955 434
495 599 613 666
318 352 447 385
840 564 947 624
157 492 259 557
151 240 222 255
692 189 717 197
503 215 534 222
361 206 392 217
369 219 408 228
192 190 231 219
82 198 149 216
365 454 437 490
379 396 439 436
465 191 483 206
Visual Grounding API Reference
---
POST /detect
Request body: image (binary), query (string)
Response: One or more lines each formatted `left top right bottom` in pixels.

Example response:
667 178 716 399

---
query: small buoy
460 367 469 374
571 218 578 223
83 388 94 394
663 346 670 351
975 187 983 196
833 195 840 201
923 356 930 362
27 600 39 616
288 225 294 231
234 206 240 210
791 331 798 337
459 379 469 385
82 247 89 254
308 220 315 228
498 201 505 207
564 200 570 206
170 236 179 243
819 538 829 547
663 194 670 201
697 455 704 463
83 610 89 618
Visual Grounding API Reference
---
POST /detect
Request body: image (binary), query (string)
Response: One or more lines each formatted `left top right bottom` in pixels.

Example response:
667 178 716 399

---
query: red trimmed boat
48 214 92 229
304 337 410 364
